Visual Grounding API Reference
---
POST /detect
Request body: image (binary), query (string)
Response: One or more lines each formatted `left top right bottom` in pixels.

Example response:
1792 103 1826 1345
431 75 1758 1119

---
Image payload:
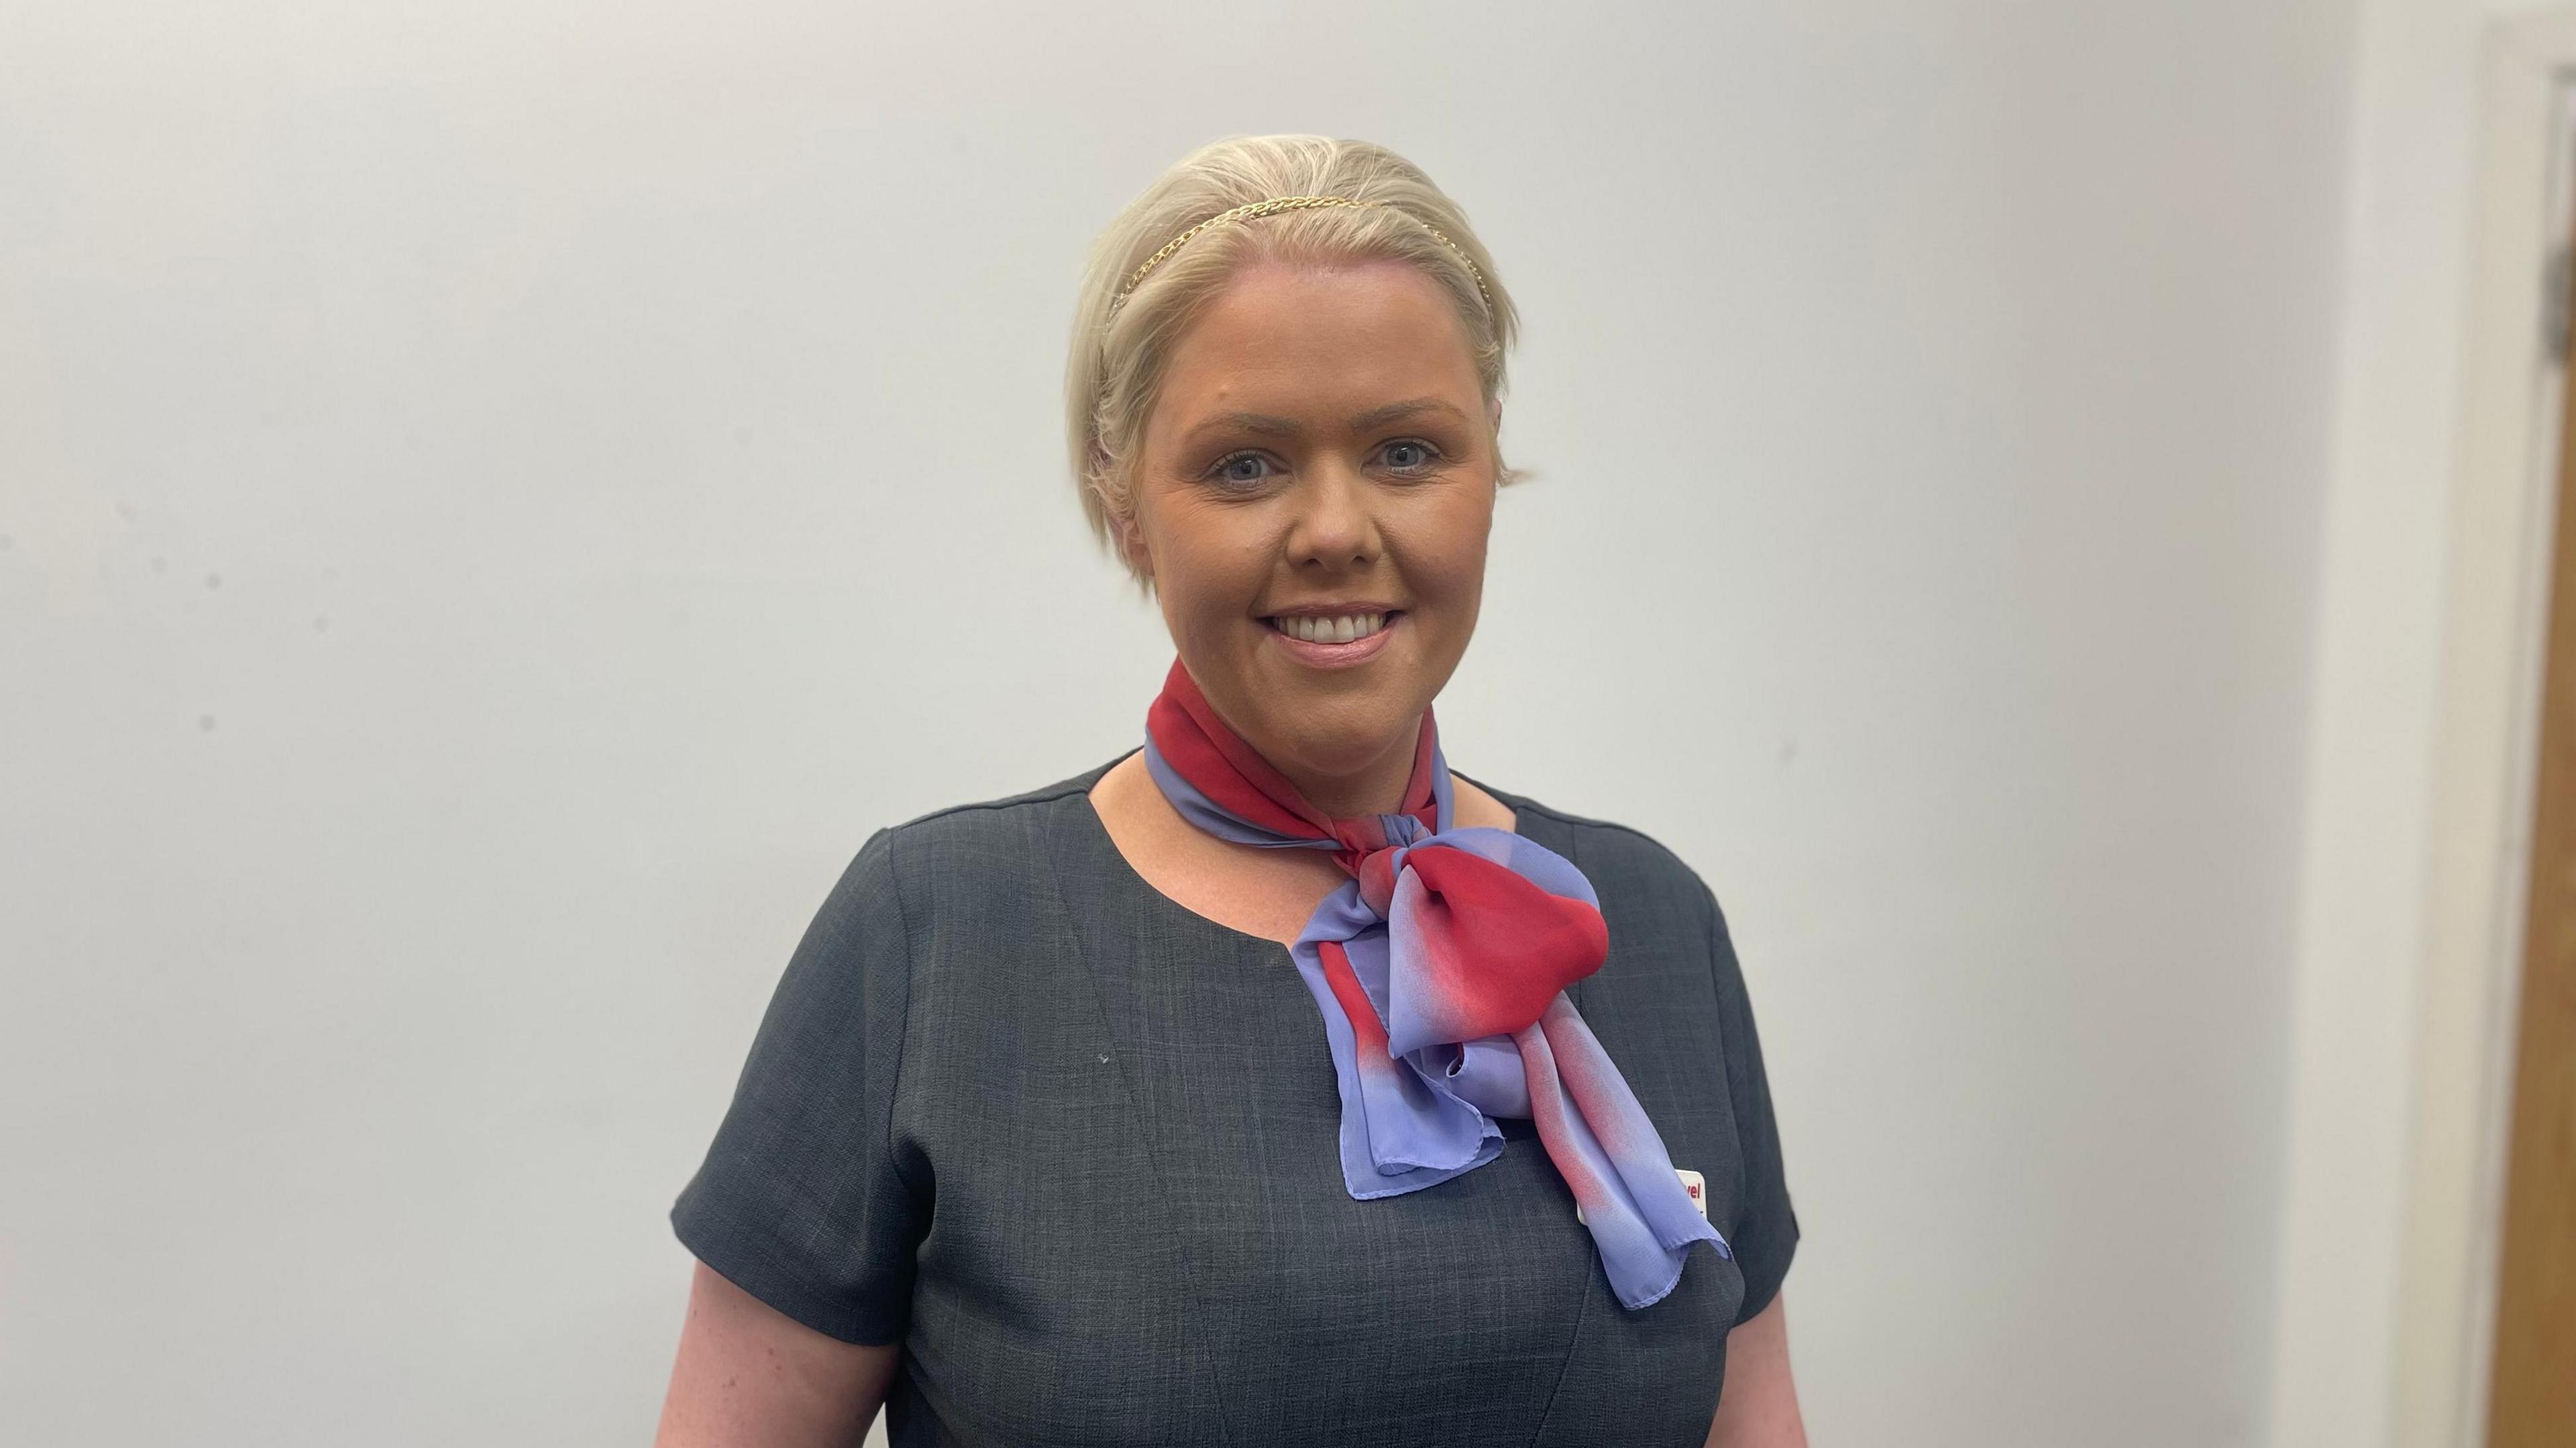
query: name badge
1576 1168 1707 1224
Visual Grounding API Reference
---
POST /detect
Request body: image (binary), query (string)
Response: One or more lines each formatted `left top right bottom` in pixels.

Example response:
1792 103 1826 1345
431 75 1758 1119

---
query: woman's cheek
1403 526 1488 612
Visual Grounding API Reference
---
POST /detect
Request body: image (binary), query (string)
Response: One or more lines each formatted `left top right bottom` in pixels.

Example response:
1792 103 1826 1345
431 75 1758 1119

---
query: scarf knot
1353 842 1403 916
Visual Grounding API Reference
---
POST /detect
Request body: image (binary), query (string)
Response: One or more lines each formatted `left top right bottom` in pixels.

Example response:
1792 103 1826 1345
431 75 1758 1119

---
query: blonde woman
655 134 1805 1447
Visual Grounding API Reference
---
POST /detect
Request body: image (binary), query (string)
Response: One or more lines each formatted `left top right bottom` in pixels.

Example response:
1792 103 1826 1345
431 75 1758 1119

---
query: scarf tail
1515 1001 1729 1311
1293 924 1499 1197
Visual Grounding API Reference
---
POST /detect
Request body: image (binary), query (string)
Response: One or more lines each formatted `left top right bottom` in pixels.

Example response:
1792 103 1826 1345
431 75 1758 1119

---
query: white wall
0 3 2361 1444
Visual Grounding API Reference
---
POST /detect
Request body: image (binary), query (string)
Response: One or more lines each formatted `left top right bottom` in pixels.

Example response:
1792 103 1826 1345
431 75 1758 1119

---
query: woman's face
1122 257 1499 810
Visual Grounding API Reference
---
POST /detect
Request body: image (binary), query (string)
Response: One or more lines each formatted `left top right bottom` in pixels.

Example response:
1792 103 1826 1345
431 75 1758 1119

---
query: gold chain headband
1111 194 1494 317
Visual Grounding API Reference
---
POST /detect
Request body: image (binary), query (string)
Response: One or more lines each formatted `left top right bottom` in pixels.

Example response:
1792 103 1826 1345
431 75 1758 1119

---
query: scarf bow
1142 659 1727 1310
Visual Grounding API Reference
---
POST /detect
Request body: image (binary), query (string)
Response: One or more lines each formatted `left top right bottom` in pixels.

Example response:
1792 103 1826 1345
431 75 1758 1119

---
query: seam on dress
1692 877 1763 1286
1030 789 1240 1448
776 826 920 1349
882 751 1135 834
1525 1258 1595 1448
880 826 928 1205
1699 879 1753 1231
1701 871 1789 1332
861 753 1132 1208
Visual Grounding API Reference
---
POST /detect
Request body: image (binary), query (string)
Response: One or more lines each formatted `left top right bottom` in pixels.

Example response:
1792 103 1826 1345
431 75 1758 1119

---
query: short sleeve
671 826 928 1345
1700 877 1799 1325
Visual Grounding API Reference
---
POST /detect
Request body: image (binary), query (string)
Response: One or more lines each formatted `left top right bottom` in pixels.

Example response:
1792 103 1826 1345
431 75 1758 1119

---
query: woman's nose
1285 461 1381 571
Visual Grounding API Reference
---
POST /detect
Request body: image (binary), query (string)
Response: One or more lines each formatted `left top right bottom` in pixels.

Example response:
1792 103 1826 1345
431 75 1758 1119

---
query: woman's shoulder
839 753 1126 894
883 755 1118 837
1468 774 1722 920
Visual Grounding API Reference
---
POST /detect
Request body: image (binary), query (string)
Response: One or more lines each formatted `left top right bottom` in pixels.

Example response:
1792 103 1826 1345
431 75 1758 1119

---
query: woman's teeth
1274 612 1388 645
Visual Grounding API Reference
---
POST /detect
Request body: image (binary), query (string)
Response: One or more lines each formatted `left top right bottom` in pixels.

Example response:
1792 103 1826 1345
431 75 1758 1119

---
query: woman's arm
1706 1293 1807 1447
653 1260 900 1448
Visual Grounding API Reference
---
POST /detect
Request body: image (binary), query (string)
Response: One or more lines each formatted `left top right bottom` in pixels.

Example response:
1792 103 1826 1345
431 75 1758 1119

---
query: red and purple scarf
1142 658 1727 1310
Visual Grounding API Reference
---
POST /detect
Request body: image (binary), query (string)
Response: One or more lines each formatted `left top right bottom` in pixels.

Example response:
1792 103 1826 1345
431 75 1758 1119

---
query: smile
1270 611 1389 644
1263 609 1403 667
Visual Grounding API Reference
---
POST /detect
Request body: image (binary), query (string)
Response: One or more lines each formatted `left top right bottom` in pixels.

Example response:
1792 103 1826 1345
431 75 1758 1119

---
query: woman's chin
1195 625 1449 781
1246 706 1424 780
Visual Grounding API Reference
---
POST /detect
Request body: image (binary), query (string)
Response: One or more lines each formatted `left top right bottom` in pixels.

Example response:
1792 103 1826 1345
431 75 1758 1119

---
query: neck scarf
1142 657 1728 1310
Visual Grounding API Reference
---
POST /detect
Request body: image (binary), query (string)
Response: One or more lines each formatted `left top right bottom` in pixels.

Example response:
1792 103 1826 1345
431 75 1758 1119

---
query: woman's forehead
1185 256 1463 341
1155 263 1483 431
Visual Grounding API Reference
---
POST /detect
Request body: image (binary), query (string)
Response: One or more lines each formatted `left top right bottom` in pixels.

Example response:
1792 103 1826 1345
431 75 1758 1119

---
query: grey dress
672 752 1798 1447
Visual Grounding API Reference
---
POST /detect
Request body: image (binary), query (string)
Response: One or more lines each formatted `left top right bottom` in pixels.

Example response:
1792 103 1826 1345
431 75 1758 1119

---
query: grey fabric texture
672 750 1798 1446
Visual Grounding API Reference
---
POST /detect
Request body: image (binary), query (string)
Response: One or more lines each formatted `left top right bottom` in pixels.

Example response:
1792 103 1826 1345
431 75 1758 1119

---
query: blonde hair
1064 135 1525 585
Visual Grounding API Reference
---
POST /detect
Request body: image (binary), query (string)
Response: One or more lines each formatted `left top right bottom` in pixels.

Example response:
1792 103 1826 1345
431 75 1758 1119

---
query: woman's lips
1265 611 1401 669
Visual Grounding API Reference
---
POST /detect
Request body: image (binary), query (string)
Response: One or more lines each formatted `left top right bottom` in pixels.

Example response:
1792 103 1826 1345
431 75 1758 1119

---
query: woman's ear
1091 458 1154 584
1115 510 1153 584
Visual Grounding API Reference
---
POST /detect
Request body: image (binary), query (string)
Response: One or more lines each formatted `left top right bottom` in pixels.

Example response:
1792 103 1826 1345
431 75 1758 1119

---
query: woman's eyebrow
1184 397 1468 443
1187 410 1303 441
1348 397 1468 431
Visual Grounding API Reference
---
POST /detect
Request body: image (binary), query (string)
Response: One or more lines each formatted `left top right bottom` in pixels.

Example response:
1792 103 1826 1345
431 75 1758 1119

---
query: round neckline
1070 746 1548 958
1075 757 1298 959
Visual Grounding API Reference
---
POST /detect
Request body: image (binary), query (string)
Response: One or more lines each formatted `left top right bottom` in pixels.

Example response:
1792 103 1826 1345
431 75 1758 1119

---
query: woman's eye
1208 451 1275 488
1381 439 1442 474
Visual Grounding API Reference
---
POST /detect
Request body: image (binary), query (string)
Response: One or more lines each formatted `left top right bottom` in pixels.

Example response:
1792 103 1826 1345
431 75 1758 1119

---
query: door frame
2395 13 2576 1447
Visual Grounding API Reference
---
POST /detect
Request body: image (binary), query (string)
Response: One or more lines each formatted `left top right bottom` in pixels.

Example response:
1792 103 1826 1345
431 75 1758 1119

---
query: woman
654 134 1805 1447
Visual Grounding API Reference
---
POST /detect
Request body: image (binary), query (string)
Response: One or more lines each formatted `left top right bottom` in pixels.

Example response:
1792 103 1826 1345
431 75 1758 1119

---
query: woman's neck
1272 724 1424 820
